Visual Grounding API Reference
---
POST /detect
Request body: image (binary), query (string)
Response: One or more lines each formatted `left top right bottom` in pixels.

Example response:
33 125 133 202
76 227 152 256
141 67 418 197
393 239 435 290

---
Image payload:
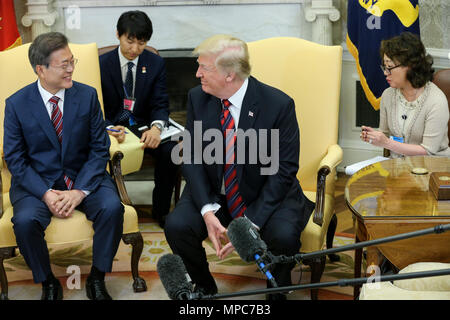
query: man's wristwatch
152 123 163 132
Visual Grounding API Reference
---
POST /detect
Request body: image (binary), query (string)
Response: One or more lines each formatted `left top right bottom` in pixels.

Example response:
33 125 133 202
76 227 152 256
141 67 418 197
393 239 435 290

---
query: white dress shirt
117 46 165 129
118 47 139 98
37 80 90 196
200 78 249 217
38 80 65 117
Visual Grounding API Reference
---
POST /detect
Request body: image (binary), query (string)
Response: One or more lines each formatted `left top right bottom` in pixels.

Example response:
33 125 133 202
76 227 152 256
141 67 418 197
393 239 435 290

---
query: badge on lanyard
123 98 135 112
390 135 404 143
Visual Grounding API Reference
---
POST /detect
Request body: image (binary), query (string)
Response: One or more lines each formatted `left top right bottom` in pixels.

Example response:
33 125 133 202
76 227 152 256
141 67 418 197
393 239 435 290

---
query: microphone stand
269 223 450 266
195 267 450 300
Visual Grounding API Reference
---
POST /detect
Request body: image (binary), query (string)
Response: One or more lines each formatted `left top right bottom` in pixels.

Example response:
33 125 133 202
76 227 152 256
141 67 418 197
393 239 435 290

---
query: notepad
344 156 390 176
160 118 184 143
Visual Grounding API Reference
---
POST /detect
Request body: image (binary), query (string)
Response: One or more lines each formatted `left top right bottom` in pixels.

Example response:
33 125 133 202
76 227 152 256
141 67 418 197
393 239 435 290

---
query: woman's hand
361 126 389 147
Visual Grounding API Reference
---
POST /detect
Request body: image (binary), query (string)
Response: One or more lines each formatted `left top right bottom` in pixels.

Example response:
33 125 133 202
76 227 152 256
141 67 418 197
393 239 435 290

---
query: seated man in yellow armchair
100 10 179 227
3 32 124 300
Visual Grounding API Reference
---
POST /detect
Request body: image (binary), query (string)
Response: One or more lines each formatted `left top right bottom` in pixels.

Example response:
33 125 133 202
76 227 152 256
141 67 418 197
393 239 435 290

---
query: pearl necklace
396 83 429 137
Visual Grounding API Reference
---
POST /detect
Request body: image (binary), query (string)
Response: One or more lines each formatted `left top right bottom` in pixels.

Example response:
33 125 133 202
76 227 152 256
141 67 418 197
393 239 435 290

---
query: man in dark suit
164 35 314 300
3 32 124 300
99 11 179 227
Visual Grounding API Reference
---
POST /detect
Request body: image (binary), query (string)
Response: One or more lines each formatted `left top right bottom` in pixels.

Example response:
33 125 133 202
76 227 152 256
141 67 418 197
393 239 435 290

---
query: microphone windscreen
157 254 192 300
227 217 267 262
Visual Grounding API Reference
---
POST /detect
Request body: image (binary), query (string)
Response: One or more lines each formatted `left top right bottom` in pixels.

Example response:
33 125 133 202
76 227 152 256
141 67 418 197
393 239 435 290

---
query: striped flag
346 0 420 110
0 0 22 51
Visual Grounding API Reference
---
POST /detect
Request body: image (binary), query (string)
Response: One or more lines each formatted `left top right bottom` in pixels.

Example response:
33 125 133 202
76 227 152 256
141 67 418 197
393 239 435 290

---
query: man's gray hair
193 34 251 80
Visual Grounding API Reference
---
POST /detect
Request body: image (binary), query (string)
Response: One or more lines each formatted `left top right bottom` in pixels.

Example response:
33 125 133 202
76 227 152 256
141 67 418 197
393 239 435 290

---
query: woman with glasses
360 32 450 158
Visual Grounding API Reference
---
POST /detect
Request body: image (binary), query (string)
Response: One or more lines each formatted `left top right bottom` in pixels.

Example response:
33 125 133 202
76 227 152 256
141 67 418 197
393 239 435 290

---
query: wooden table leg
353 235 362 300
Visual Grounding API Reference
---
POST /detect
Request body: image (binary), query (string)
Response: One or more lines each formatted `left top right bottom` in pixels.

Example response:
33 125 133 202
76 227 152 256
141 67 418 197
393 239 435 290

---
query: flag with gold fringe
347 0 420 110
0 0 22 51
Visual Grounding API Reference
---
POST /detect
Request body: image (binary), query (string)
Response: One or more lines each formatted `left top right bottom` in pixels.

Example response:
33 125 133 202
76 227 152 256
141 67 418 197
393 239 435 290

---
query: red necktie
49 96 73 190
220 99 246 219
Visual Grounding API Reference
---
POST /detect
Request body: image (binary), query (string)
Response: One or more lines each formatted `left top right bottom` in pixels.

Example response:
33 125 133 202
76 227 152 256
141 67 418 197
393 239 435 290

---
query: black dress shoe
86 277 112 300
41 279 63 300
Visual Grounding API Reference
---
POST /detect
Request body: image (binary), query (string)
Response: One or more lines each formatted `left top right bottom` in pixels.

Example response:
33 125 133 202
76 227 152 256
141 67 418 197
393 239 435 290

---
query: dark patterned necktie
49 96 73 190
220 99 246 219
118 62 134 123
124 61 134 98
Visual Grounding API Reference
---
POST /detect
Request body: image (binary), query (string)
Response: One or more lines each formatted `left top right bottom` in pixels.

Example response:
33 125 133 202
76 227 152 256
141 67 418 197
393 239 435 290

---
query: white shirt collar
118 46 139 68
226 78 249 110
37 79 65 104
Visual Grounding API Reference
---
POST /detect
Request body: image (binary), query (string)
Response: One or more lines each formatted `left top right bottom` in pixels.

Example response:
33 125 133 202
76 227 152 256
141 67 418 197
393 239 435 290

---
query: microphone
156 254 193 300
227 217 278 287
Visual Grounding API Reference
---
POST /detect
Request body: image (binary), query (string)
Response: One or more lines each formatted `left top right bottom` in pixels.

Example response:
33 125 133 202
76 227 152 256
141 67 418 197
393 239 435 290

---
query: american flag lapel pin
142 66 147 73
248 111 254 117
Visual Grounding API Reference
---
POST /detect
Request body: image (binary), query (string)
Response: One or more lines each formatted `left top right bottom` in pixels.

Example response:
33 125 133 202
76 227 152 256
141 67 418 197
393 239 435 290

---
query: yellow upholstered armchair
247 37 343 300
0 43 146 300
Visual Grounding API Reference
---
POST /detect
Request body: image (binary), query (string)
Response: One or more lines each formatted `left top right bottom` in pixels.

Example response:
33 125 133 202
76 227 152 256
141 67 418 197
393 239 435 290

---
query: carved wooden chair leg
122 232 147 293
326 214 340 262
0 247 16 300
304 256 326 300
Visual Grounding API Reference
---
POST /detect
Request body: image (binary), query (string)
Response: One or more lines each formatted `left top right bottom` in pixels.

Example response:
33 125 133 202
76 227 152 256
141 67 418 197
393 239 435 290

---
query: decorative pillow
359 281 450 300
394 262 450 292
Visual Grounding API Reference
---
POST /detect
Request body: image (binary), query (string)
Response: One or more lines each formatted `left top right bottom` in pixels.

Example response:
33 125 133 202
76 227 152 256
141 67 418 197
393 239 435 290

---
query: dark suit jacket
183 76 314 229
99 47 170 127
3 81 113 205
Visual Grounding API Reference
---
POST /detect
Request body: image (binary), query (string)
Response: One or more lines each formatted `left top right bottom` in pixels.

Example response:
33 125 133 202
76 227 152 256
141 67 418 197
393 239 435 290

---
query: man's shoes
193 282 218 298
41 278 63 300
86 276 112 300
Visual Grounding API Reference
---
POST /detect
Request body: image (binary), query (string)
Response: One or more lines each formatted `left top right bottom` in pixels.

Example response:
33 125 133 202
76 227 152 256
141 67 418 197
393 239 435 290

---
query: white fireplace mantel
46 0 323 49
53 0 306 7
23 1 341 48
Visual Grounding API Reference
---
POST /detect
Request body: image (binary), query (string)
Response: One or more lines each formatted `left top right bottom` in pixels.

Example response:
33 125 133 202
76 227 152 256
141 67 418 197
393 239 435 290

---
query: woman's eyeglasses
380 64 402 75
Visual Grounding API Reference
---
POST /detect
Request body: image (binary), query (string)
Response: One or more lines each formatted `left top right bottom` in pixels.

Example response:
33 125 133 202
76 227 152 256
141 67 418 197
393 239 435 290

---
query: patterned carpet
4 173 358 300
4 222 356 300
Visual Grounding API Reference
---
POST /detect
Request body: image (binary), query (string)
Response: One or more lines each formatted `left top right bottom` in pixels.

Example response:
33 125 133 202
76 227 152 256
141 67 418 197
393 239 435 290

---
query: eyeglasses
380 64 402 75
50 58 78 70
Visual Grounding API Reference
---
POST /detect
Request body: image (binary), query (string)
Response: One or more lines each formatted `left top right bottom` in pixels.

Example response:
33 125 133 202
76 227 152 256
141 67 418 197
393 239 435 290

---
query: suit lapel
109 48 125 100
205 96 224 188
134 53 148 101
238 78 259 132
29 82 61 151
61 85 80 162
236 77 259 183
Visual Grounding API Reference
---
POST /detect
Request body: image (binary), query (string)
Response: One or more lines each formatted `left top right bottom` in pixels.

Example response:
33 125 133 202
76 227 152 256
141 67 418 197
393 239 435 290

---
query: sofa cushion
394 262 450 292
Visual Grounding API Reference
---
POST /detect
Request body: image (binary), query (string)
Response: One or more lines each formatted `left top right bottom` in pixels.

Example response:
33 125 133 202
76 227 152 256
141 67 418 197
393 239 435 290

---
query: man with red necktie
3 32 124 300
164 35 314 300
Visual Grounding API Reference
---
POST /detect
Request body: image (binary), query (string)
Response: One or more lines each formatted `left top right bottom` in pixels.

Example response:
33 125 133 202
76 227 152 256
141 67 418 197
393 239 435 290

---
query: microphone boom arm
198 267 450 300
270 223 450 265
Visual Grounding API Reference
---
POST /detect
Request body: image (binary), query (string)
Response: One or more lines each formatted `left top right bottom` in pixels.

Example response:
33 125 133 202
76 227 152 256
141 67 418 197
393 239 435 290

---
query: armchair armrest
107 133 144 206
109 150 132 205
109 132 145 176
313 144 343 226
